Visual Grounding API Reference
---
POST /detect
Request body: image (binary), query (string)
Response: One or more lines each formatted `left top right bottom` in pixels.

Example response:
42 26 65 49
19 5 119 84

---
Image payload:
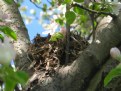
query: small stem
90 4 96 41
47 0 51 4
65 5 70 64
30 0 43 9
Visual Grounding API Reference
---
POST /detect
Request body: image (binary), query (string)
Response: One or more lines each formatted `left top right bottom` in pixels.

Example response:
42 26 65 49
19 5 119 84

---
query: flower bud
0 37 16 65
110 47 121 59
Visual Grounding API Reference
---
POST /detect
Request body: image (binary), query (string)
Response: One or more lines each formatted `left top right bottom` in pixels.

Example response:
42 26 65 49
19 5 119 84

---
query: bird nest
27 33 88 76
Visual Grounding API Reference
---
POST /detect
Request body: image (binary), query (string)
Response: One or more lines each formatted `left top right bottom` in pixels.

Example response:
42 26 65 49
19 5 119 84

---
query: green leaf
0 66 28 91
17 3 21 7
4 0 13 4
73 6 84 15
0 26 17 40
55 32 64 39
42 4 47 12
104 63 121 86
0 66 17 91
50 32 64 41
4 78 16 91
0 34 4 42
89 2 102 10
102 5 112 12
65 11 76 25
50 36 57 41
55 18 64 26
35 0 41 4
74 0 84 3
58 0 63 4
50 1 55 6
15 71 29 85
80 15 87 23
64 0 72 3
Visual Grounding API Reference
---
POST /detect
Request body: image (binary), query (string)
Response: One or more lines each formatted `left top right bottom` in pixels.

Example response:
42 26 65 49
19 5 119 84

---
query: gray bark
0 1 31 73
29 14 121 91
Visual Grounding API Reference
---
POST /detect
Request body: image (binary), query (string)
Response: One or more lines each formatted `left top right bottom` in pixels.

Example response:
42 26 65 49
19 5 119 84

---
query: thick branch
3 1 121 91
30 13 121 91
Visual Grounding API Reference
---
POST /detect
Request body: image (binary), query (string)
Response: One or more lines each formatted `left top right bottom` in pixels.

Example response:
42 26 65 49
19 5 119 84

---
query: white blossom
58 5 66 14
42 21 58 35
111 2 121 15
95 40 101 44
53 15 58 19
110 47 121 59
0 37 16 65
19 6 28 12
39 5 66 35
105 0 121 15
25 16 34 25
30 9 36 15
105 0 118 3
48 11 53 16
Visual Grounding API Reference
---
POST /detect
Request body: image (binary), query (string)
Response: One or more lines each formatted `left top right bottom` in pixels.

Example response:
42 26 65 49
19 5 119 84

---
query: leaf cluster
0 66 28 91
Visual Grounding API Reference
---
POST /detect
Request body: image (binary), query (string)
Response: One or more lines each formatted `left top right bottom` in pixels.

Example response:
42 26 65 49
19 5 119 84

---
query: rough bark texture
28 18 121 91
29 14 121 91
0 1 31 72
1 1 121 91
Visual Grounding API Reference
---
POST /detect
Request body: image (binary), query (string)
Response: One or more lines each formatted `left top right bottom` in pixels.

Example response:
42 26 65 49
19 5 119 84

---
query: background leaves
104 63 121 86
65 11 76 25
4 0 13 4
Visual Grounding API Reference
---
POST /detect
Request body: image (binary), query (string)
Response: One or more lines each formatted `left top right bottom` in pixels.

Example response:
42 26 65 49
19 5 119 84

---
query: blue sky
20 0 49 41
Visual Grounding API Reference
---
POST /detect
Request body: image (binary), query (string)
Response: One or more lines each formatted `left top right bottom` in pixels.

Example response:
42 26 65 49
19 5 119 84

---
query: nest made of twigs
27 33 88 76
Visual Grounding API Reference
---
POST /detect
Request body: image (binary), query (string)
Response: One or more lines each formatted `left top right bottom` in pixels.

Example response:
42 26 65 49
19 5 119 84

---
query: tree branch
30 0 43 9
47 0 51 4
30 13 121 91
89 4 96 41
72 3 116 18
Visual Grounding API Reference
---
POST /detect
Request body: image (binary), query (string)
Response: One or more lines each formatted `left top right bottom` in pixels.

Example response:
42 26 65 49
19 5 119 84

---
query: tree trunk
1 1 121 91
0 1 31 72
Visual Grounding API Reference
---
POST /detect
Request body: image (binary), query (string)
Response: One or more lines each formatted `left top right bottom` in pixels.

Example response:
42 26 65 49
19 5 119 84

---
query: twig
89 4 96 41
30 0 43 9
72 3 116 18
86 31 93 40
65 23 70 64
47 0 51 4
65 5 70 64
70 36 81 45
